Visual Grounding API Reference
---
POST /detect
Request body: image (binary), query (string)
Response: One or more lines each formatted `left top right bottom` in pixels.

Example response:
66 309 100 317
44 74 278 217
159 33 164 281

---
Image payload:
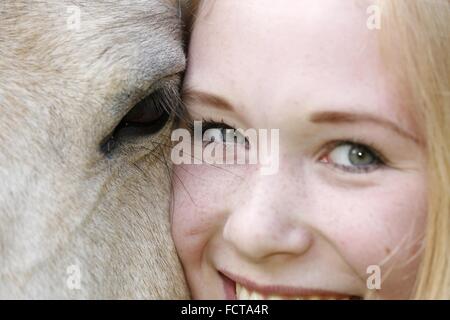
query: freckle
385 247 391 255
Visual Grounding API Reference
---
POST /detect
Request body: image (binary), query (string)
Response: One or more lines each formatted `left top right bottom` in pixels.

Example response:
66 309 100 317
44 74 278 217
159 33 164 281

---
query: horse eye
121 91 166 126
100 87 172 155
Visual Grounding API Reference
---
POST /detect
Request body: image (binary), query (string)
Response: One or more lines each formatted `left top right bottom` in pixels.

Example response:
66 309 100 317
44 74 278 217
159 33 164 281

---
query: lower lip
219 271 361 300
220 272 236 300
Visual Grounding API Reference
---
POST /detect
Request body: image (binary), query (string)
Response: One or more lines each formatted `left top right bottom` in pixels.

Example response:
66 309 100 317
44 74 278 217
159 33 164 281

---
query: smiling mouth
220 271 362 300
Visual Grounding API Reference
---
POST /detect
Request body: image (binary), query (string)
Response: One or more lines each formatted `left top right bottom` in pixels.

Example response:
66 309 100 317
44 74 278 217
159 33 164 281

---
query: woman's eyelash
186 118 239 135
345 139 388 164
186 118 390 174
186 118 225 131
201 119 235 132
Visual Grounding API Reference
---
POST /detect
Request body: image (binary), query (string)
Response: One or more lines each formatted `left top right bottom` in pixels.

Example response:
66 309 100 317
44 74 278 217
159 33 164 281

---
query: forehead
186 0 413 128
190 0 376 78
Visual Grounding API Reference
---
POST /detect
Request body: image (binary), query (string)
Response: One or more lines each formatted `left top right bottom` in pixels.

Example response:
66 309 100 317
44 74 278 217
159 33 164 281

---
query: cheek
309 173 427 297
171 164 243 264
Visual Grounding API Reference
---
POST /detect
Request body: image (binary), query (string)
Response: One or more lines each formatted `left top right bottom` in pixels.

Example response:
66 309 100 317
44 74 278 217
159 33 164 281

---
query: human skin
172 0 427 299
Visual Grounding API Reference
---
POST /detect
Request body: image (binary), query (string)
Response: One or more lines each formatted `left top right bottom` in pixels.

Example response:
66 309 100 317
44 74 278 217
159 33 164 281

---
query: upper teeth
235 283 350 300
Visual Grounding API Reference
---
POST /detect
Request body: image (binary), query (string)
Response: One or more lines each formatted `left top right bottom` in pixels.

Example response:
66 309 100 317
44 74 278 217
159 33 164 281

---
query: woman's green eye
203 128 225 143
201 121 249 148
203 128 246 144
348 145 376 165
322 142 383 173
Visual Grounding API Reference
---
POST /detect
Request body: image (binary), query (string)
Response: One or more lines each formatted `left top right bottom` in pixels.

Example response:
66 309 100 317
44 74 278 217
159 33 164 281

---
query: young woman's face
172 0 427 299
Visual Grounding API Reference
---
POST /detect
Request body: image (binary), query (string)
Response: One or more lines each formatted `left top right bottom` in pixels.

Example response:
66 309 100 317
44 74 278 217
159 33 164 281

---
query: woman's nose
222 178 313 261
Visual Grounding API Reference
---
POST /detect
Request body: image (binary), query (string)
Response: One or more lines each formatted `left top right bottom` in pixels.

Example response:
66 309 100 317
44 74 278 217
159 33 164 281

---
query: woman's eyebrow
182 89 235 112
310 111 421 145
181 90 421 145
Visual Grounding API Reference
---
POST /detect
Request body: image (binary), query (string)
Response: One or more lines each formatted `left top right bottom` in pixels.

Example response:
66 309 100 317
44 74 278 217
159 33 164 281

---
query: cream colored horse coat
0 0 189 298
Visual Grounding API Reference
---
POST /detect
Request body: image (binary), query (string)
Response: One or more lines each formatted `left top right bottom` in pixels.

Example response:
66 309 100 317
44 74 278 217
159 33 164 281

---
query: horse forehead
0 0 186 128
2 0 185 79
73 0 186 81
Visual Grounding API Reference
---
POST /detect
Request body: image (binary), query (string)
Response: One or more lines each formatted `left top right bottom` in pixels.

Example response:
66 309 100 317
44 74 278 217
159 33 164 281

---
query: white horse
0 0 189 298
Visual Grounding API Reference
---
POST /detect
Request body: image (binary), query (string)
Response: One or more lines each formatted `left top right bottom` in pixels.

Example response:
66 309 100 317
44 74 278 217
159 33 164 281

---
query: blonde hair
378 0 450 299
186 0 450 299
